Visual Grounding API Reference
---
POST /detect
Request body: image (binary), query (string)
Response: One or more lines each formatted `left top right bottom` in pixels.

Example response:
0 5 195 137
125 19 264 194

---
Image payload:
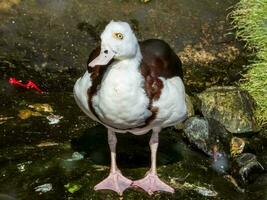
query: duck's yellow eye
113 32 124 40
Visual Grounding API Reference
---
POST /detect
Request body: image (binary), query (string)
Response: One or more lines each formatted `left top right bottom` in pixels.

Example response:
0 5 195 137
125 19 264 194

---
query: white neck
131 46 142 63
114 46 142 70
93 44 150 129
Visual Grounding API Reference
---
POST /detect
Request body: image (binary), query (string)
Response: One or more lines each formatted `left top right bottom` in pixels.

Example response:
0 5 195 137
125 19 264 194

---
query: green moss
231 0 267 125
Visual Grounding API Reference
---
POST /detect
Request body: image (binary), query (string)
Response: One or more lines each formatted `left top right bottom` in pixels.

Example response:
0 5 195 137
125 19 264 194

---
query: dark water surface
0 0 266 199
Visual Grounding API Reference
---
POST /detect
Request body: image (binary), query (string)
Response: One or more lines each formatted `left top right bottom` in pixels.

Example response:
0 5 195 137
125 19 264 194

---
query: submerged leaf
29 103 53 113
64 183 82 194
18 109 42 119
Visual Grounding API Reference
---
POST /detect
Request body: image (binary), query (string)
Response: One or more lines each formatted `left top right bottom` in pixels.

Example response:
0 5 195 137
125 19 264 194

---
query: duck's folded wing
139 39 183 80
139 39 183 101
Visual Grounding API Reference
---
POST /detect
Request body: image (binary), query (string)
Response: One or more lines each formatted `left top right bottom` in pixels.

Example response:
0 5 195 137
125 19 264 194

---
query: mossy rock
197 86 260 134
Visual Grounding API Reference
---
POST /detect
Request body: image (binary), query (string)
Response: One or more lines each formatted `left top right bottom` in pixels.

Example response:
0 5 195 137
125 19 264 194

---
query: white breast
74 62 187 135
92 60 151 129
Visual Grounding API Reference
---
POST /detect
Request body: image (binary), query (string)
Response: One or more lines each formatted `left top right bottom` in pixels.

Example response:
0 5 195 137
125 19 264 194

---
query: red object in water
9 77 28 88
8 77 43 94
26 80 43 93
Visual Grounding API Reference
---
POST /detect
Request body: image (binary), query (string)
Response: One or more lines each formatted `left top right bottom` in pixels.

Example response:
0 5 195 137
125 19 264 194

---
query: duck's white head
88 21 140 67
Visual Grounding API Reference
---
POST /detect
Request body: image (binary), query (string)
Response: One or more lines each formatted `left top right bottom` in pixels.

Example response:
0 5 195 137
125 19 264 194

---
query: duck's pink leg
132 128 174 195
94 129 132 195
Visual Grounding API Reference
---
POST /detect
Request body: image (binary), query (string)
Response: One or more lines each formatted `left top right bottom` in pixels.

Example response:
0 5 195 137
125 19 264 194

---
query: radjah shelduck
74 20 187 195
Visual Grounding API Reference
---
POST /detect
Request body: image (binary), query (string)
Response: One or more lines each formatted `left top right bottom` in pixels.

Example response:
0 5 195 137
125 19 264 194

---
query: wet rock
184 116 231 156
197 86 260 134
184 116 232 174
184 117 209 154
232 153 264 184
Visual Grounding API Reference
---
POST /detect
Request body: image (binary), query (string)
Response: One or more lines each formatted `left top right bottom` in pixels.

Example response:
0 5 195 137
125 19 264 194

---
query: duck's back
140 39 183 80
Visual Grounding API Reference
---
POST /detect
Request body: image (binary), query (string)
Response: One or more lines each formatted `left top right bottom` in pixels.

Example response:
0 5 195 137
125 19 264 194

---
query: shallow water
0 0 266 199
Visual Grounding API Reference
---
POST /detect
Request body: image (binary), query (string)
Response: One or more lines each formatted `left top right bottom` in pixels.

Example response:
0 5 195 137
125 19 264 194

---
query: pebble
34 183 53 193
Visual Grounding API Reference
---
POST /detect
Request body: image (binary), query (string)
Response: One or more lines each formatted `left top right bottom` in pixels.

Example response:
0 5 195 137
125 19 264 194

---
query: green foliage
231 0 267 125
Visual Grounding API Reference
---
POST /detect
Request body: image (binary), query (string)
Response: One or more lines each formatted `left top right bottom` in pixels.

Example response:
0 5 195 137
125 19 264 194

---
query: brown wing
139 39 183 101
140 39 183 79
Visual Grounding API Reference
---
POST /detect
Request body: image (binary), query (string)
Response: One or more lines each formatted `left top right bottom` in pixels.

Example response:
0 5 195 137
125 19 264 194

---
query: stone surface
184 116 231 156
233 153 264 184
184 117 210 154
197 86 260 134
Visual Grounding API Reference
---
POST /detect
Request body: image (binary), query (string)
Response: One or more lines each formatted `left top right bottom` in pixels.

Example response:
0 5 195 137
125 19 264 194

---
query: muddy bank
0 0 245 93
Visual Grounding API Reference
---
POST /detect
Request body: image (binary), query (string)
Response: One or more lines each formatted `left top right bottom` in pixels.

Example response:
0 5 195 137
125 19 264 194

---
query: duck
74 20 187 195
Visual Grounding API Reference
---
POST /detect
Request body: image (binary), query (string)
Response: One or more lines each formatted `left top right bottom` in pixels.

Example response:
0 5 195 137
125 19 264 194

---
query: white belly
92 64 151 129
